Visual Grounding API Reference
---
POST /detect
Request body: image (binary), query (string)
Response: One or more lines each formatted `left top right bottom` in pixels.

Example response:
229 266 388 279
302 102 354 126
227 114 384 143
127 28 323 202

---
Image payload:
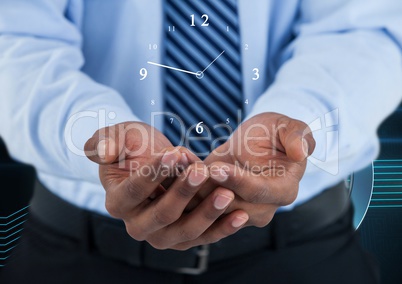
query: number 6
196 121 204 134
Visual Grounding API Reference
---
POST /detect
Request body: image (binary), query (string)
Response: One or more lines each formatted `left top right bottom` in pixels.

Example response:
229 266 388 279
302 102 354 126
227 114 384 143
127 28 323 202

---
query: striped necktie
163 0 242 159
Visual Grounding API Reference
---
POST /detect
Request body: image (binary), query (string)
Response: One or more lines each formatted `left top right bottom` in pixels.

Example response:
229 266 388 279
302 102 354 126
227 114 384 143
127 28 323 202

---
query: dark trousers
0 203 379 284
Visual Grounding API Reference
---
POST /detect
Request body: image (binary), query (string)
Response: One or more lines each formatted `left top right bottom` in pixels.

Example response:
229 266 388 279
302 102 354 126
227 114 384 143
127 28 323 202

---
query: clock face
137 1 259 129
139 0 255 154
140 2 259 83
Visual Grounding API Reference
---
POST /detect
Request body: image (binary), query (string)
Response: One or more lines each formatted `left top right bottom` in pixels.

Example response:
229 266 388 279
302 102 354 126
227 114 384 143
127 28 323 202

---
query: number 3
252 68 260 81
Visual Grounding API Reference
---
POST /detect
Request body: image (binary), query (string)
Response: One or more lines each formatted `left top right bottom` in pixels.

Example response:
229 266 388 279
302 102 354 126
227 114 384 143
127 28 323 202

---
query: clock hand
148 50 225 80
202 50 225 73
147 61 198 76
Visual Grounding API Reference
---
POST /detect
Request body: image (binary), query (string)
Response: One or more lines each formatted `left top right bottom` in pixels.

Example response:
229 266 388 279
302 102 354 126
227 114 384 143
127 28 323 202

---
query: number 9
140 68 147 80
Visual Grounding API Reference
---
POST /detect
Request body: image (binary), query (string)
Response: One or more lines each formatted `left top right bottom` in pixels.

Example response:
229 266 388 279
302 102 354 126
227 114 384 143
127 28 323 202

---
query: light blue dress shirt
0 0 401 215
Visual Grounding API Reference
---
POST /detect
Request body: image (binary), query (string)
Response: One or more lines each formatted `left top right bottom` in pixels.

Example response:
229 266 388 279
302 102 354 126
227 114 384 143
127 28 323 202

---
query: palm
87 122 174 188
207 113 307 184
188 113 312 219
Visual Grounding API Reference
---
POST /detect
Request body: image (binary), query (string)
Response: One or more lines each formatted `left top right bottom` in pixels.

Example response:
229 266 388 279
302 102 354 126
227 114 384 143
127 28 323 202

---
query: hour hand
147 61 200 76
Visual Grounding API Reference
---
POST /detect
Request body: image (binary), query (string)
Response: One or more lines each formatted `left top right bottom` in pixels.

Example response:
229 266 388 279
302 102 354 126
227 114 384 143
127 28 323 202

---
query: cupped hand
194 112 315 228
84 122 248 250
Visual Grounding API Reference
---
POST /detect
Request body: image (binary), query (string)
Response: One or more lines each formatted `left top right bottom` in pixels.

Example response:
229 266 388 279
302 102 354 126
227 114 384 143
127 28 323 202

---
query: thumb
278 118 315 162
84 126 124 165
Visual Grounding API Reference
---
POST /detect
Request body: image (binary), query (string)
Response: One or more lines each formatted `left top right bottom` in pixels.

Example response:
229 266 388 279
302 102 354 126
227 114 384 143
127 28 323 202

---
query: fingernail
231 216 248 228
149 191 158 200
161 151 178 168
97 140 107 160
302 138 309 156
213 194 233 210
179 153 189 168
188 169 208 187
210 168 229 183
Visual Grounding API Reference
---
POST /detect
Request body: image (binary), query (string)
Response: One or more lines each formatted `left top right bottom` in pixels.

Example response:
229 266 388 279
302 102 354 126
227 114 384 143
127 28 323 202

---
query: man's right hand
84 122 248 250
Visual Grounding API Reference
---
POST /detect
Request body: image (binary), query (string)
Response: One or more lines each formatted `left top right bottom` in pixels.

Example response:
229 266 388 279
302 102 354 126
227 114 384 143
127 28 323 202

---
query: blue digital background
0 103 401 282
358 104 402 284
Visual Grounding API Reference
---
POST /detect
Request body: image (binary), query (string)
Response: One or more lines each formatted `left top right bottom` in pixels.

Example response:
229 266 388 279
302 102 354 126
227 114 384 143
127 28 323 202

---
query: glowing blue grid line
0 205 29 219
0 228 23 240
369 205 402 208
373 165 402 169
0 236 20 247
372 158 402 210
0 220 27 233
373 185 402 188
372 192 402 194
0 213 28 226
374 179 402 181
0 245 16 254
371 198 402 201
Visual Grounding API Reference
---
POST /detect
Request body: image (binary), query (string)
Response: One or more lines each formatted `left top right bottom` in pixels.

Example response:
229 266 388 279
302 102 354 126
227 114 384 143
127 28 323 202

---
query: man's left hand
198 112 315 228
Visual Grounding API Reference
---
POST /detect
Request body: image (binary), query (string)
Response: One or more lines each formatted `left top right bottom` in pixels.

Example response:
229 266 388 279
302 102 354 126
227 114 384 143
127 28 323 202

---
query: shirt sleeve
0 0 138 184
247 0 402 206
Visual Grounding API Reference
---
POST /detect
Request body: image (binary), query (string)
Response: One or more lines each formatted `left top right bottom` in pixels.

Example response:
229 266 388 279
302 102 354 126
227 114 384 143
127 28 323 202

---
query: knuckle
279 185 298 206
200 228 231 245
278 116 301 130
178 229 199 242
248 186 270 204
105 201 120 217
202 233 221 245
173 244 192 251
253 215 273 228
125 178 147 201
276 116 292 131
148 234 175 250
283 193 297 206
125 224 146 241
105 199 121 218
152 207 177 226
231 175 243 190
148 239 170 250
204 208 220 221
254 220 269 228
176 185 196 199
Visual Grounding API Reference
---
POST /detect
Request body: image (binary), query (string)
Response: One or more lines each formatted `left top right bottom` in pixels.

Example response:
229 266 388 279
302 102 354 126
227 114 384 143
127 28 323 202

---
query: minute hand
202 50 225 73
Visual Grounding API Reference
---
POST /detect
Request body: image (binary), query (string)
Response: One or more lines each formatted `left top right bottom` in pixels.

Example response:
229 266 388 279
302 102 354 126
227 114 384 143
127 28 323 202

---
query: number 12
190 14 209 27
